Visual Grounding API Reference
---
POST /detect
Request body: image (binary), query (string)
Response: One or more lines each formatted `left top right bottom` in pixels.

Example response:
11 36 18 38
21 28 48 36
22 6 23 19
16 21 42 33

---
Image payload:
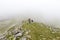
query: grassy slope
22 22 60 40
0 19 17 34
1 20 60 40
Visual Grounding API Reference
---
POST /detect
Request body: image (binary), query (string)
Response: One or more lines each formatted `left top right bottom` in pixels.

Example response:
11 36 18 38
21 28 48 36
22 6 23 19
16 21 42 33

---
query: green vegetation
22 22 60 40
0 19 60 40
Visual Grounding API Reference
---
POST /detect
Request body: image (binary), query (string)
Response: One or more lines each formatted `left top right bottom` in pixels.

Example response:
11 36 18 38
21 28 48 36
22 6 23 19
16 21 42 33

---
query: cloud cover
0 0 60 27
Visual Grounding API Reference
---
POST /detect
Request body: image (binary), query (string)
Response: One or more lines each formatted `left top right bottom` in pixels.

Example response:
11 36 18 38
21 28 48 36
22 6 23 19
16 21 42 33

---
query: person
28 18 34 23
28 18 31 23
31 20 33 22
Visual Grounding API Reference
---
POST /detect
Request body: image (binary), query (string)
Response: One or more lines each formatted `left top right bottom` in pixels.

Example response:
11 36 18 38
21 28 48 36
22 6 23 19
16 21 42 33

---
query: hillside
22 22 60 40
0 19 60 40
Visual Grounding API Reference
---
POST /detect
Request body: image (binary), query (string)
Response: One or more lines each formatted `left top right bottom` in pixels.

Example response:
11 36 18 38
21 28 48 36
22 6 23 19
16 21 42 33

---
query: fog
0 0 60 28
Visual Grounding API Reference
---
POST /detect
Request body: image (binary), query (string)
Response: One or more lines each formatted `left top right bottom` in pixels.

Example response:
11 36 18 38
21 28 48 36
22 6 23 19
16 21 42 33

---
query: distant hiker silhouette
28 18 33 23
31 20 33 22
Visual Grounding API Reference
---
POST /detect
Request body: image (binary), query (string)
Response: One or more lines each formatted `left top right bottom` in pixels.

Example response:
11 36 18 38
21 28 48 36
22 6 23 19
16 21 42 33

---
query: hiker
31 20 33 22
28 18 34 23
28 18 31 23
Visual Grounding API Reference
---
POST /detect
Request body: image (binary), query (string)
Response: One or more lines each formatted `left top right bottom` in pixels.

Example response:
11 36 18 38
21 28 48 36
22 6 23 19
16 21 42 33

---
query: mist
0 0 60 28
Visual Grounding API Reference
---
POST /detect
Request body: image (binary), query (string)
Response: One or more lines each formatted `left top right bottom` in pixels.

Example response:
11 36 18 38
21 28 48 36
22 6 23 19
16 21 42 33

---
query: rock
15 33 22 37
21 37 26 40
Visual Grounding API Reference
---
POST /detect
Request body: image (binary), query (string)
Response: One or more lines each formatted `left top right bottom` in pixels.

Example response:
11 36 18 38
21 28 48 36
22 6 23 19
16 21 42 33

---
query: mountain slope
0 19 60 40
22 22 60 40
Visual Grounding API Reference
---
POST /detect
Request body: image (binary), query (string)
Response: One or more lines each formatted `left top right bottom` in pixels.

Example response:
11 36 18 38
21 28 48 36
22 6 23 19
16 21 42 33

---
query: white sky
0 0 60 27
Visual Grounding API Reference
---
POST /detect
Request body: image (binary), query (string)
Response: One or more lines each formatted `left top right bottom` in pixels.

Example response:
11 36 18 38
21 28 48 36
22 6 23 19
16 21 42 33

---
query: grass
0 19 60 40
22 22 60 40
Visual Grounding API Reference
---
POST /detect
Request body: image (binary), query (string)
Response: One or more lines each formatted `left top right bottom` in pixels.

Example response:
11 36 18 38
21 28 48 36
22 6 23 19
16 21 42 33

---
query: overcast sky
0 0 60 27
